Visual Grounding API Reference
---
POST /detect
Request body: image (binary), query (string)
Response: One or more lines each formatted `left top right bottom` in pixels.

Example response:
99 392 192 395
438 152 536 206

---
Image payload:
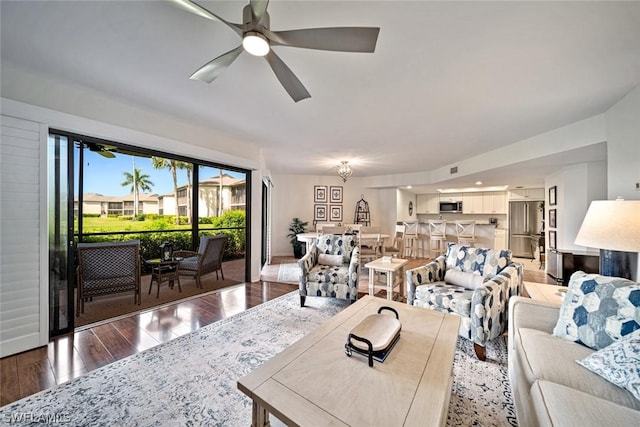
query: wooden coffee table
238 295 460 427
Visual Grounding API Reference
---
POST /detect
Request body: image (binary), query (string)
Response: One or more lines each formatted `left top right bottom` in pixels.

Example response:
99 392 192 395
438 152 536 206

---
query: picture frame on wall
330 205 343 222
549 230 557 250
314 204 327 221
549 209 557 228
330 186 343 203
549 186 557 206
314 186 327 203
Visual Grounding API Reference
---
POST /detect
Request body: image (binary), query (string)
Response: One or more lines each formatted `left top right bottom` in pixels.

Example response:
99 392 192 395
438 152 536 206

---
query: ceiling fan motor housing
243 4 269 30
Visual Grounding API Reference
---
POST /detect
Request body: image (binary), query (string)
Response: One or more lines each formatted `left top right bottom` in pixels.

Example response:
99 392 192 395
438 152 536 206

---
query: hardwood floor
0 280 297 407
0 256 555 407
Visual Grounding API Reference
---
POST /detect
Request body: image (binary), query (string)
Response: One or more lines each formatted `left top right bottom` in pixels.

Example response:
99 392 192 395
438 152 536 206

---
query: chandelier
336 161 353 183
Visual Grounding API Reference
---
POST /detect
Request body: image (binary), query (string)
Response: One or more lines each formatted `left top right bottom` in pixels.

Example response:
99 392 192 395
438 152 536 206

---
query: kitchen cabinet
462 193 483 214
494 229 507 250
509 188 545 200
483 192 507 214
439 193 462 202
416 194 440 214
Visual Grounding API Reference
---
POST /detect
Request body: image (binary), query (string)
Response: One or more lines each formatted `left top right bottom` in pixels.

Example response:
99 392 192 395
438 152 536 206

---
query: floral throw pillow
577 328 640 401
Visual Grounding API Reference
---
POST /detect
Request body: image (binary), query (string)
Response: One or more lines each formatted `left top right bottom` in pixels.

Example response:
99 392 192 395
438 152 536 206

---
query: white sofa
508 272 640 426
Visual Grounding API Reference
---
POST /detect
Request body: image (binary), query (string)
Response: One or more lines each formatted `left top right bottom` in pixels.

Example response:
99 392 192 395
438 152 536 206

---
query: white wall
270 174 393 257
396 189 416 223
545 161 607 252
605 84 640 200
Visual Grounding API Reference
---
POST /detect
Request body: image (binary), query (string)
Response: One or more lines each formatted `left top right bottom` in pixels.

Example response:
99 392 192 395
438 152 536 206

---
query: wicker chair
75 240 141 316
174 234 228 288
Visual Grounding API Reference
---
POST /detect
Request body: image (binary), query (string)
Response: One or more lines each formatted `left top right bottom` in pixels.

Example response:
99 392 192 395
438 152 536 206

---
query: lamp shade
574 199 640 252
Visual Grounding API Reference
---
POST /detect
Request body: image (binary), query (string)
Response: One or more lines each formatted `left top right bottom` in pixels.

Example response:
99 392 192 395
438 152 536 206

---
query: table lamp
574 198 640 280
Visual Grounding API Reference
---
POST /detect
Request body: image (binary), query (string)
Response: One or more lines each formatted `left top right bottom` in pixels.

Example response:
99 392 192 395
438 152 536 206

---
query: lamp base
599 249 638 281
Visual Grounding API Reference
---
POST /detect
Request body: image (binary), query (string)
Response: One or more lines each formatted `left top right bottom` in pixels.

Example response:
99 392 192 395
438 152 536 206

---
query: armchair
297 233 360 307
174 234 228 288
406 243 522 360
76 240 141 316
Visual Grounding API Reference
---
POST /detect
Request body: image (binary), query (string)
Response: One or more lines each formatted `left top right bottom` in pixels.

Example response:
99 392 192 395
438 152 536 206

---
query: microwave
439 201 463 213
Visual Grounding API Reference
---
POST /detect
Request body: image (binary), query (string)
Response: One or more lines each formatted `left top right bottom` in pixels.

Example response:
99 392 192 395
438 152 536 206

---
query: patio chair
76 240 141 316
174 234 228 288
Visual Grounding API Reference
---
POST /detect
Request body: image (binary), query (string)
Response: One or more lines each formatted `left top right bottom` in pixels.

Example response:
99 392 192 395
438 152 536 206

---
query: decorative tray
344 306 401 367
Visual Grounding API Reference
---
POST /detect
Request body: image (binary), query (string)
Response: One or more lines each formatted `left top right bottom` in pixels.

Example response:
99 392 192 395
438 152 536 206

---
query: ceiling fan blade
267 27 380 52
97 150 116 159
265 50 310 102
170 0 244 36
249 0 269 24
190 46 244 83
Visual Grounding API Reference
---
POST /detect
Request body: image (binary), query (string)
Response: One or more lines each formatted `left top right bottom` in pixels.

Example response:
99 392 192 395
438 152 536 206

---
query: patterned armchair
406 243 522 360
297 233 360 307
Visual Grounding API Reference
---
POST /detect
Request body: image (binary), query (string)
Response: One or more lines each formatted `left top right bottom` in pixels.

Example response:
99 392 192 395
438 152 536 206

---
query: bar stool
428 220 447 258
455 220 477 246
402 221 420 258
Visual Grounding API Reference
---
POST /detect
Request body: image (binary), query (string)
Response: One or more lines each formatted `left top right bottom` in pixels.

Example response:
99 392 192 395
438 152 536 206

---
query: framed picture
329 205 343 221
314 186 327 203
549 230 557 250
549 209 557 228
330 186 343 203
549 186 557 206
314 204 327 221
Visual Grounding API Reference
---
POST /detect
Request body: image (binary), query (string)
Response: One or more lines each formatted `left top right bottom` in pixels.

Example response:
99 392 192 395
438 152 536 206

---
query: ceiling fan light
242 32 269 56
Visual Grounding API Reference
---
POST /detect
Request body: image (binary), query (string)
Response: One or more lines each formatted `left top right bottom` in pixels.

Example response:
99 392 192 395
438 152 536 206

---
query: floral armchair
297 233 360 307
406 243 522 360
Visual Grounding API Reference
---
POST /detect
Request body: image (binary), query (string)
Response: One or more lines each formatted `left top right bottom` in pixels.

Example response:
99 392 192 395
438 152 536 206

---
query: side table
523 281 564 306
364 257 409 301
145 258 182 298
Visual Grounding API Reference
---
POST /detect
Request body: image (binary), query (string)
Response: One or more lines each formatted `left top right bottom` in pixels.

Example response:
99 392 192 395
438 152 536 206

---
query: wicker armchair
75 240 141 316
174 234 228 288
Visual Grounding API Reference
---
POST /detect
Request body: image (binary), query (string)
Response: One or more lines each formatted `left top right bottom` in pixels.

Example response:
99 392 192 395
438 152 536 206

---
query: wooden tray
345 306 401 366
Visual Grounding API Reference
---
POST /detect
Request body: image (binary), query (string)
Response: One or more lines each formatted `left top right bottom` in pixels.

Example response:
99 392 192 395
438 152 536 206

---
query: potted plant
287 217 309 258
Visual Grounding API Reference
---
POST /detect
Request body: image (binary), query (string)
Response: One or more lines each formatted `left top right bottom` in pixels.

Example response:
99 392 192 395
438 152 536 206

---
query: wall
396 189 416 223
605 84 640 200
545 161 607 252
269 174 395 257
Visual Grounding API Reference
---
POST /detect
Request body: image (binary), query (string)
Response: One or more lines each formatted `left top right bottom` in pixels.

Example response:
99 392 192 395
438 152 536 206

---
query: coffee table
237 295 460 427
365 257 409 300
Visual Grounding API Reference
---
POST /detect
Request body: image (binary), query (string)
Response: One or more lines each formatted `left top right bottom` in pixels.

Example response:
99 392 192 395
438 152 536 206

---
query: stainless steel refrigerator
509 201 541 258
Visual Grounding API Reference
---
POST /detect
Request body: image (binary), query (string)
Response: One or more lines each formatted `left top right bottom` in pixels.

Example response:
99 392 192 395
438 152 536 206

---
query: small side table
523 281 564 306
364 257 409 301
145 259 181 298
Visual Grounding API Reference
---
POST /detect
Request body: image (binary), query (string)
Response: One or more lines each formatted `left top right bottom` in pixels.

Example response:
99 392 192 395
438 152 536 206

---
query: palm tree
121 162 153 219
176 161 192 223
151 157 180 224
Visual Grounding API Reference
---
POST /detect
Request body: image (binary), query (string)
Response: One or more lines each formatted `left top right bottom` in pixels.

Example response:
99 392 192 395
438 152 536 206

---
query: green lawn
78 216 192 234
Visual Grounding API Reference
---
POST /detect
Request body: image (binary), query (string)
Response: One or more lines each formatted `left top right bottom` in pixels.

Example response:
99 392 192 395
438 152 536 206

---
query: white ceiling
2 1 639 188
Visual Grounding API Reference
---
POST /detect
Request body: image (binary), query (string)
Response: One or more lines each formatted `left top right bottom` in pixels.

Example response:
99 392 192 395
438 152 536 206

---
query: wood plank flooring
0 257 555 407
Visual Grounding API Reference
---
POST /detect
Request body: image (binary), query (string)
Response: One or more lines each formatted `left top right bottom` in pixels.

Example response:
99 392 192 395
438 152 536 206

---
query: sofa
508 271 640 426
406 243 522 360
297 233 360 307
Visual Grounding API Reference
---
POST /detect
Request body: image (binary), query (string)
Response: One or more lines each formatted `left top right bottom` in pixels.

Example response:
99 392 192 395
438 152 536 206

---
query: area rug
1 292 517 426
276 262 301 283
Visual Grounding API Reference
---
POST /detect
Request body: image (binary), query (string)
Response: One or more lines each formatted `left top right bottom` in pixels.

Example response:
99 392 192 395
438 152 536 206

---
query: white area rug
0 292 516 426
277 262 301 283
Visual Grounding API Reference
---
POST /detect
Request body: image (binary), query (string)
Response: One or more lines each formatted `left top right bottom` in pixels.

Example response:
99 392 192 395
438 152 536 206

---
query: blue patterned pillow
577 328 640 401
553 271 640 350
444 244 511 278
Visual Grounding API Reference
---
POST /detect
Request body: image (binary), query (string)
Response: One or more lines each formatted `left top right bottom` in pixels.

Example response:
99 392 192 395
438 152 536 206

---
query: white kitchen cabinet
416 194 440 214
462 192 483 214
439 193 462 202
483 191 507 214
494 229 507 250
509 188 545 200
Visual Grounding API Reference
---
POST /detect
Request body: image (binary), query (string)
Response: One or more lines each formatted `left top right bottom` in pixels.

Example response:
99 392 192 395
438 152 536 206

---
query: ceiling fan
172 0 380 102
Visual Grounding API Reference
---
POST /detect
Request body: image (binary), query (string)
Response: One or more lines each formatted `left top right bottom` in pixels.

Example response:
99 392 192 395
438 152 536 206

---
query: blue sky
80 151 242 197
